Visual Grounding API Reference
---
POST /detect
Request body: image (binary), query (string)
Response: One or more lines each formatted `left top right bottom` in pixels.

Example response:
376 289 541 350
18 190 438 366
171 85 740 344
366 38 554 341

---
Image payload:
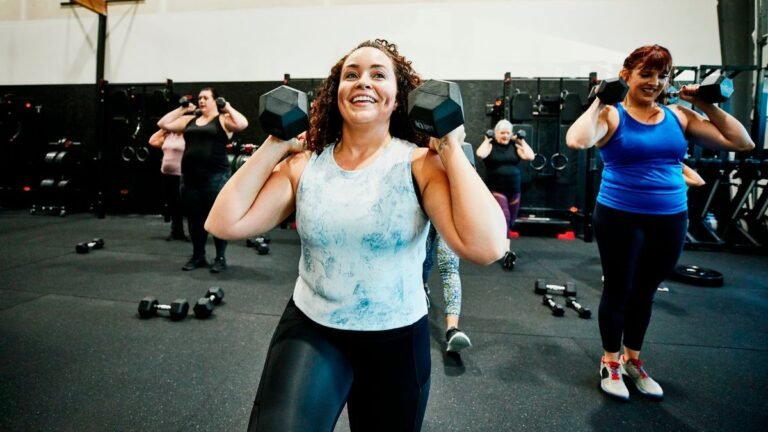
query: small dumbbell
179 95 195 107
138 297 189 320
215 97 227 112
245 236 270 255
565 296 591 319
193 287 225 319
75 238 105 254
534 279 576 297
542 295 564 317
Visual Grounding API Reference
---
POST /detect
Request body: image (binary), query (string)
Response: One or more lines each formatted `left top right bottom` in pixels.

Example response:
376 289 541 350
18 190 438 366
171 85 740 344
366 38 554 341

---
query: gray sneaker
446 328 472 353
600 357 629 400
621 355 664 399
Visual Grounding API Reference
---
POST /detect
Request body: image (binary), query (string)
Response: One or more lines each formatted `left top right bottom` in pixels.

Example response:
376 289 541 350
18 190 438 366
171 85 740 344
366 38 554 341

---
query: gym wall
1 0 721 85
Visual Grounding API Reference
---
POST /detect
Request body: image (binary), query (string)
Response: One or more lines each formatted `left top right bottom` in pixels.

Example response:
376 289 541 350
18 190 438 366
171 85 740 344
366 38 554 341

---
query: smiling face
337 46 399 128
495 126 512 144
621 66 670 105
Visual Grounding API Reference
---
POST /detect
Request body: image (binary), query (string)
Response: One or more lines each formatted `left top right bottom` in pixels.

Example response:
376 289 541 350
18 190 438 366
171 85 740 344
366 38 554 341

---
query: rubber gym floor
0 209 766 432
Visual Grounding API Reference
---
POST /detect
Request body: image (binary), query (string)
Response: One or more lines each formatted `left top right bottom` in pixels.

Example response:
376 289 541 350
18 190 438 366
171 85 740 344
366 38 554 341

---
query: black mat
0 210 766 431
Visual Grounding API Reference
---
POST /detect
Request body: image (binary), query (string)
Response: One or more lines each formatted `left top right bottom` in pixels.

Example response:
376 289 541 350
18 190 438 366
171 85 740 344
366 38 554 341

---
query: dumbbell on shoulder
259 85 309 141
75 238 105 254
138 297 189 320
408 79 464 138
534 279 577 297
193 287 225 319
663 75 734 105
587 77 629 105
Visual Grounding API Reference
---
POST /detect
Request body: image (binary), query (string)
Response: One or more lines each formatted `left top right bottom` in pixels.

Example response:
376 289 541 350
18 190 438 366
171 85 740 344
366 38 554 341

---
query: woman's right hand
264 133 306 155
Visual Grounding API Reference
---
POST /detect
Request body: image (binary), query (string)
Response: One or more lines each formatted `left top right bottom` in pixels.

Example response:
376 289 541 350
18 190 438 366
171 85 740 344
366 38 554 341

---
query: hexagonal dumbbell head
168 299 189 321
206 287 224 305
593 77 628 105
193 298 215 319
258 85 309 141
697 75 734 104
138 296 159 318
407 79 464 138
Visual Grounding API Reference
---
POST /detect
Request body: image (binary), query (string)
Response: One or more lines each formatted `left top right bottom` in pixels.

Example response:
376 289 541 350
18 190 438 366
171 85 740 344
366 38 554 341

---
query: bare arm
148 129 166 148
682 163 706 187
565 98 614 149
475 136 492 159
219 101 249 133
205 137 307 240
157 106 195 133
415 127 507 265
676 86 755 152
515 137 535 161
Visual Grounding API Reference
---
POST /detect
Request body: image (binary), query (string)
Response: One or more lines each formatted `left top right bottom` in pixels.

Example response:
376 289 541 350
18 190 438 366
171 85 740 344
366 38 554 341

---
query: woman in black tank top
156 87 248 273
475 119 535 270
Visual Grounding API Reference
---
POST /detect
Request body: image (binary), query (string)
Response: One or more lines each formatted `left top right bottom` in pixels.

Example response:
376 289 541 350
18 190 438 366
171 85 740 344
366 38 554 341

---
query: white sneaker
600 357 629 400
621 355 664 399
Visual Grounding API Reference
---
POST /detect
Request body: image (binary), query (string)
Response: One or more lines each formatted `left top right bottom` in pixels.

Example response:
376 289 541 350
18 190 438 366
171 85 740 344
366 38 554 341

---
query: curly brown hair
307 39 430 153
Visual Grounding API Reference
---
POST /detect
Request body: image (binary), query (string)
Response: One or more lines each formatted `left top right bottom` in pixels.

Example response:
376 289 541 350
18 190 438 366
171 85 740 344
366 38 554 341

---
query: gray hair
494 119 513 134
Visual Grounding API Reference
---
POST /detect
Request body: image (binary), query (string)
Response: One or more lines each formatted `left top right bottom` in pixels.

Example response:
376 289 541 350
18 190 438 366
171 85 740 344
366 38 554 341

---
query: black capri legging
593 203 687 353
248 299 431 432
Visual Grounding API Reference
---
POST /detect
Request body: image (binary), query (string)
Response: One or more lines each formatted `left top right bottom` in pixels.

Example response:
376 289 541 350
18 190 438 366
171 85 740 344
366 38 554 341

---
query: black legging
181 171 229 259
248 299 431 432
162 174 184 236
593 203 687 353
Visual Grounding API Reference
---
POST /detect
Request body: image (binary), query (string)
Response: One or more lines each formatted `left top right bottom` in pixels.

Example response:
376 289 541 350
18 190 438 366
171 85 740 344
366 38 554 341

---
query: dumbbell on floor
138 297 189 320
534 279 577 297
75 238 105 254
193 287 225 319
565 297 592 319
245 235 270 255
542 295 564 317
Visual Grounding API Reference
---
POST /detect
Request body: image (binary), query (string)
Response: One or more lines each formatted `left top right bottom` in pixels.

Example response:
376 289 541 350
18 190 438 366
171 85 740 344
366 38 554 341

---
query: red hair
622 45 673 73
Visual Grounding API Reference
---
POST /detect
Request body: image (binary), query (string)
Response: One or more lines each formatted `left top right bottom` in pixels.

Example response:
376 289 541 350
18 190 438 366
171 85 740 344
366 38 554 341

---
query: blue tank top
293 137 429 331
597 104 688 214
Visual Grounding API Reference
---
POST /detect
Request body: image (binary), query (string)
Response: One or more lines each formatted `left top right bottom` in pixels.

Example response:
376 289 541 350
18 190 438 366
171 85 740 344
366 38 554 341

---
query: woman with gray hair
476 119 534 270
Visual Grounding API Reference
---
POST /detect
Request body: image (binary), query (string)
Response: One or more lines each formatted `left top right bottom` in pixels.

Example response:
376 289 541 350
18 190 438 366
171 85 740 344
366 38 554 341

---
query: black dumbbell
664 75 734 104
588 77 629 105
542 295 565 317
215 97 227 112
246 236 270 255
179 95 194 108
258 85 309 140
513 129 527 140
75 238 105 254
534 279 577 296
193 287 225 319
408 79 464 138
501 251 517 270
485 129 494 139
565 296 592 319
138 297 189 320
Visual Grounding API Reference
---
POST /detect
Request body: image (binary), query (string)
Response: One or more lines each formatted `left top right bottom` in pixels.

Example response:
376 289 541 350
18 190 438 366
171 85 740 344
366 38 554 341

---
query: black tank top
182 115 230 183
483 140 522 195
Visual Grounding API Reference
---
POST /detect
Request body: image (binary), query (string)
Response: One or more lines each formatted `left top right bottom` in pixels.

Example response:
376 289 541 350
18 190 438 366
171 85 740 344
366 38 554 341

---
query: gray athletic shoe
446 328 472 353
621 355 664 399
600 357 629 400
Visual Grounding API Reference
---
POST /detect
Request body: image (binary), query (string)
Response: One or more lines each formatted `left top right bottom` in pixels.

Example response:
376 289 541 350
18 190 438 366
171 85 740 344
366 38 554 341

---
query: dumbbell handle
155 304 172 311
566 297 592 318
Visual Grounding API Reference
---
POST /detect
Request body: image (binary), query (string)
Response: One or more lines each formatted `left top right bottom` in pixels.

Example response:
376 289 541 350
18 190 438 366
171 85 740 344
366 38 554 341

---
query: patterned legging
422 224 462 316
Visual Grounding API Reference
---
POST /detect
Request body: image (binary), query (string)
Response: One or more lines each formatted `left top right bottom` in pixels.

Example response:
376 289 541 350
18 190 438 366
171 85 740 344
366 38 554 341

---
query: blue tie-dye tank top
293 137 430 331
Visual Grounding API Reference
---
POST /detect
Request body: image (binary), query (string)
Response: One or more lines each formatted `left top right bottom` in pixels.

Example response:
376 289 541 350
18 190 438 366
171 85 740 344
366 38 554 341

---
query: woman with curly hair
206 39 506 431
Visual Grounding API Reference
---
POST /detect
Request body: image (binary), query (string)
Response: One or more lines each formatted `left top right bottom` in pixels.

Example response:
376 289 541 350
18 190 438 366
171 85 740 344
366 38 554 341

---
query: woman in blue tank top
205 39 506 431
566 45 754 401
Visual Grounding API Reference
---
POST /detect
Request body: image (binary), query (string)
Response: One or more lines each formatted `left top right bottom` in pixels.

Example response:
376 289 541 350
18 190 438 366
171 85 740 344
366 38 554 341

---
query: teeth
352 95 375 103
